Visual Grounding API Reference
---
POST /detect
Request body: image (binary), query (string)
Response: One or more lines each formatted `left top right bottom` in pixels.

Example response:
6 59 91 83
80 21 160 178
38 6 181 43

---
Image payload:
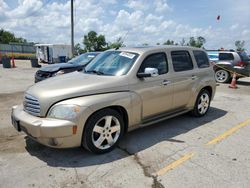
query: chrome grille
23 94 41 116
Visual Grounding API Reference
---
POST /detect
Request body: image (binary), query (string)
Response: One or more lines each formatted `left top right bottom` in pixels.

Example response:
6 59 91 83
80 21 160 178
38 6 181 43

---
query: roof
116 45 204 54
207 50 237 54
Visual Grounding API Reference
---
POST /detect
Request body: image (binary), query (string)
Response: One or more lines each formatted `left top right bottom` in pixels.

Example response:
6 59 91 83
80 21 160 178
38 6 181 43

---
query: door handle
162 80 171 85
191 75 197 80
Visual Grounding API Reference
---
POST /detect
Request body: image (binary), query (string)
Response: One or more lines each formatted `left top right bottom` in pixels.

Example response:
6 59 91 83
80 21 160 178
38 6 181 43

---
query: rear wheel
215 69 230 83
82 109 124 154
191 90 211 117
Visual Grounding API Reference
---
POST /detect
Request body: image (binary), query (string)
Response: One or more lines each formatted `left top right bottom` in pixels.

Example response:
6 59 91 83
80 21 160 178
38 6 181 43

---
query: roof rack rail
206 49 235 52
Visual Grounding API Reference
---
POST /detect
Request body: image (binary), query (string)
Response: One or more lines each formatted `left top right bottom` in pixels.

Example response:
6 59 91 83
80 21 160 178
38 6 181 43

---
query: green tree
187 36 206 48
83 31 107 51
235 40 245 51
15 37 27 43
196 36 206 48
163 40 175 45
179 38 186 46
74 43 86 55
107 37 125 49
0 28 27 44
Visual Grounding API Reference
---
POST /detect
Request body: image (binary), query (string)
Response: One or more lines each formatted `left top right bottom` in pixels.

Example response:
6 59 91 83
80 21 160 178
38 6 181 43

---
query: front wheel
191 90 211 117
215 69 230 83
82 109 124 154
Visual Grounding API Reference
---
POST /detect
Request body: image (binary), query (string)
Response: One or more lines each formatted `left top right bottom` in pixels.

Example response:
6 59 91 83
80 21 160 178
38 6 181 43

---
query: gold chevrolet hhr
11 46 216 153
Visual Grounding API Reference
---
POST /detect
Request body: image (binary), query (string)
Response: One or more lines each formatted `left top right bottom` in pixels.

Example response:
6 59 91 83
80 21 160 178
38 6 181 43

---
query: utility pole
71 0 74 57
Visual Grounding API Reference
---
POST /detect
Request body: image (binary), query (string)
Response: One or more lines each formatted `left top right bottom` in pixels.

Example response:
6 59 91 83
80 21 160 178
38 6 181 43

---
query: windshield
68 53 98 66
84 51 139 76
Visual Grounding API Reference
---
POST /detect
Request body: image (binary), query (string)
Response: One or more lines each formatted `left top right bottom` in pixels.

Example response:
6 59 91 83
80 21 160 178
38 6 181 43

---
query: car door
170 50 196 109
134 52 174 120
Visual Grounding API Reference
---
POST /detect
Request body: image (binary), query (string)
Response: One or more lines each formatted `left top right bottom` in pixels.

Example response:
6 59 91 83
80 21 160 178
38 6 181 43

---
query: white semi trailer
35 44 72 64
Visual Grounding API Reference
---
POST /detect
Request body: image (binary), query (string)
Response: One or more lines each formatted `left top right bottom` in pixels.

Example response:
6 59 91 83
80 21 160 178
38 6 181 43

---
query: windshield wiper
86 70 105 75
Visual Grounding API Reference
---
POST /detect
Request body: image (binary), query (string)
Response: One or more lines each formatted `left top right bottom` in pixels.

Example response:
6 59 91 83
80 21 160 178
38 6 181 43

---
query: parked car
11 46 216 154
207 50 250 83
35 52 100 82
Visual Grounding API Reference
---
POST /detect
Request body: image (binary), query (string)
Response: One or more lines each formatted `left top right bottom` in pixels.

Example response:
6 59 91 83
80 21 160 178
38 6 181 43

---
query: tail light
237 61 245 67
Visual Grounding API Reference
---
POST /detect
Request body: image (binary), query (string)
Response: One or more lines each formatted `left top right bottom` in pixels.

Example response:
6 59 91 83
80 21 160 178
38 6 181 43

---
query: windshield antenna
115 30 129 50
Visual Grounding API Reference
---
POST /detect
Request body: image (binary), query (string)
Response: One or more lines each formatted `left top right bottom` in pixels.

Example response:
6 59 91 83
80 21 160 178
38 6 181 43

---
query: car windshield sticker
119 52 135 59
87 55 95 58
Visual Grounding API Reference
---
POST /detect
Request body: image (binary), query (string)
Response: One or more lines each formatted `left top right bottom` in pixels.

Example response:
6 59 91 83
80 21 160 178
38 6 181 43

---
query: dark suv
207 50 250 83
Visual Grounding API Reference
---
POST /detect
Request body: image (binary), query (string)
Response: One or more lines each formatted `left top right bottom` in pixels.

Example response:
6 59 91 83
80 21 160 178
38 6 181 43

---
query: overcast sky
0 0 250 51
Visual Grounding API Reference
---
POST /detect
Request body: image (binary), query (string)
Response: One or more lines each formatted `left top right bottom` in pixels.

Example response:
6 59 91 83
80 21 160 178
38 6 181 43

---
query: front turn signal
72 125 77 135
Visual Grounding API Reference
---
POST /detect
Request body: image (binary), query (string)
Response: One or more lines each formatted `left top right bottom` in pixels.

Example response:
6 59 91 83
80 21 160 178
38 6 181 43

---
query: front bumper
11 105 80 148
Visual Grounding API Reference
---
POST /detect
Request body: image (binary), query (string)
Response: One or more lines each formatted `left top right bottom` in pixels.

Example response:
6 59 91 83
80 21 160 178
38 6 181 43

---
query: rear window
171 51 193 72
219 53 234 61
193 51 210 68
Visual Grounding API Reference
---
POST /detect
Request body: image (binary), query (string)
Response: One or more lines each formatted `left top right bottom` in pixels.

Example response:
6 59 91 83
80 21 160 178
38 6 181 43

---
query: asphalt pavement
0 60 250 188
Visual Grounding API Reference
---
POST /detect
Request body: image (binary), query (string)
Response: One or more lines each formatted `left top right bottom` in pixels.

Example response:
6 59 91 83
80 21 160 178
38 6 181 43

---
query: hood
40 63 78 72
26 72 129 116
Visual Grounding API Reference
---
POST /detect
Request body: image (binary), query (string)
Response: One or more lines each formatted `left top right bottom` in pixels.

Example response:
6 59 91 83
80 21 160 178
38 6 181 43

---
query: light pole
71 0 74 57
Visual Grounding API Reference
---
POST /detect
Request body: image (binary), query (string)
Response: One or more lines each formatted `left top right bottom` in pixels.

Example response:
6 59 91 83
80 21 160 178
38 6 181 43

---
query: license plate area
11 115 21 132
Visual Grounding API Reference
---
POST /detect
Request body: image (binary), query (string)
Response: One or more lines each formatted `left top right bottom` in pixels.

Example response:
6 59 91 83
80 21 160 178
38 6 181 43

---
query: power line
23 0 53 19
2 0 52 23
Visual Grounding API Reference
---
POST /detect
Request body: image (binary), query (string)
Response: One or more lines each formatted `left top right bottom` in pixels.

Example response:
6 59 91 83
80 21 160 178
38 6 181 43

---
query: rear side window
219 53 234 60
171 51 193 72
138 53 168 75
193 50 210 68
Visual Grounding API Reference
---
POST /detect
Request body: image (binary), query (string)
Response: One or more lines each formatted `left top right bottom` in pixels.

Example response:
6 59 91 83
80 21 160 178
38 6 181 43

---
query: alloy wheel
91 115 121 150
197 93 210 115
215 70 229 83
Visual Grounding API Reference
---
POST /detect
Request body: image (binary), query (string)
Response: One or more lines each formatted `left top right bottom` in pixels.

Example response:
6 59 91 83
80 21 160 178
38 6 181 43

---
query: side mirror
137 67 159 78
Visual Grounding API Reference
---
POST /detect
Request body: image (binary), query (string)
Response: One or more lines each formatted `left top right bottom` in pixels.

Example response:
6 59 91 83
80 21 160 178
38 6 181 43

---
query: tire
215 69 230 83
191 89 211 117
82 109 124 154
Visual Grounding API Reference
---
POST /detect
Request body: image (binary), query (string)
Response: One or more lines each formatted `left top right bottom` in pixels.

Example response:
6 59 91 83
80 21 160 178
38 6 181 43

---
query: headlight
53 70 65 76
48 104 81 119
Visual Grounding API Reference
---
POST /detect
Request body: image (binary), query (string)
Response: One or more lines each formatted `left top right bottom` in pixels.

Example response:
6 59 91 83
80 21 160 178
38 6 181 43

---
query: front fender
55 92 142 129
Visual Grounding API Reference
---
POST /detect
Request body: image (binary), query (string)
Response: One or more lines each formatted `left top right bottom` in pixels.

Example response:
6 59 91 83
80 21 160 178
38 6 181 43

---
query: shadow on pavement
25 107 227 168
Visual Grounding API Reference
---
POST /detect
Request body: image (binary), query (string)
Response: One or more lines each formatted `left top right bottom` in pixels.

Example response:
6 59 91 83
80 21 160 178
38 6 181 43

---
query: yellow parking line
155 152 195 176
206 119 250 145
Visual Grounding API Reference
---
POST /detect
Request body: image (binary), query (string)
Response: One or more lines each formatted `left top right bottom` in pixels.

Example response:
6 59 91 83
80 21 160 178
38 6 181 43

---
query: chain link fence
0 43 36 59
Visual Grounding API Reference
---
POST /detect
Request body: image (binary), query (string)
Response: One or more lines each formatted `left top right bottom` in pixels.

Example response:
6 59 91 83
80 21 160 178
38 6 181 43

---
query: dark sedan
35 52 100 82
